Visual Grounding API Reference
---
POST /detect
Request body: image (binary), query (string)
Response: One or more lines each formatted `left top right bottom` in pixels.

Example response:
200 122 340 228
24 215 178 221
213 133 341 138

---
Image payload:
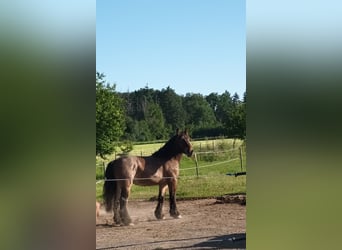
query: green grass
96 138 246 201
177 175 246 198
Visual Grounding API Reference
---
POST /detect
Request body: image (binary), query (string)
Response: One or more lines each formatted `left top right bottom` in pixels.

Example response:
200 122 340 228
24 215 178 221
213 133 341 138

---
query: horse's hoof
121 222 134 226
113 222 121 226
155 213 165 220
171 214 182 219
121 221 134 226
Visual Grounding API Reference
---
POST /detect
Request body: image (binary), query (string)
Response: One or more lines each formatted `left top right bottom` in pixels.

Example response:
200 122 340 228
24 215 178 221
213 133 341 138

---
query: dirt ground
96 196 246 249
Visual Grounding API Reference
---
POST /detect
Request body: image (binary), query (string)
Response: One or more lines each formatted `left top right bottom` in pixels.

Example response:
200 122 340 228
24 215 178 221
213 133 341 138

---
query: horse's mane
152 135 180 159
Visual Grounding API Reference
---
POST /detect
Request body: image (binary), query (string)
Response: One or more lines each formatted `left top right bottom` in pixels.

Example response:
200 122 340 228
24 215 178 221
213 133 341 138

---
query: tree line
96 72 246 157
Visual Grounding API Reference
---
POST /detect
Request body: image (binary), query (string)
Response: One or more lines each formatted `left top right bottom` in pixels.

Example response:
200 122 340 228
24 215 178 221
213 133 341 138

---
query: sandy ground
96 197 246 249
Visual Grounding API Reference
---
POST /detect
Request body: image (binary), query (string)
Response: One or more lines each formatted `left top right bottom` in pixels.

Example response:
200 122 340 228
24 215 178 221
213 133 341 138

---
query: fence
96 144 246 200
96 144 246 178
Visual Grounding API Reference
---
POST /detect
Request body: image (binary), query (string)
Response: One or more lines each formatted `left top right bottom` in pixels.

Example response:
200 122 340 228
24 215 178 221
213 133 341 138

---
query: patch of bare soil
96 197 245 249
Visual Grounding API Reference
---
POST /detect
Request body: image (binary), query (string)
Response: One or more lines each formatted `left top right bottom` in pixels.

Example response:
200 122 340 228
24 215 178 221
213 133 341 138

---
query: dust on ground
96 197 246 249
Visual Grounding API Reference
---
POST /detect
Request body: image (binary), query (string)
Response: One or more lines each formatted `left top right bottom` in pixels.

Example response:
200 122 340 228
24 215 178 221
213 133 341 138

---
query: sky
96 0 245 97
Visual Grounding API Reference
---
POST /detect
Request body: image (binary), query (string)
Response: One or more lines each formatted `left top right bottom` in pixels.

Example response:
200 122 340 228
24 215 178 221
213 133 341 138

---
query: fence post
239 147 243 172
194 153 199 177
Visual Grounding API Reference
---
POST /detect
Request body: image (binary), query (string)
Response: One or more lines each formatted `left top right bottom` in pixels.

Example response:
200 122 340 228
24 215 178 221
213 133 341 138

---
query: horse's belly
133 177 161 186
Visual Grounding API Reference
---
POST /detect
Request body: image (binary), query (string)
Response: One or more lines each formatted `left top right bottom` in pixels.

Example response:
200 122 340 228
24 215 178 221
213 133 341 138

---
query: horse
103 129 193 226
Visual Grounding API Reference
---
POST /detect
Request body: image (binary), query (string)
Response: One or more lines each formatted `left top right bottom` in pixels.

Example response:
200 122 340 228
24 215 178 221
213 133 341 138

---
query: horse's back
106 155 178 185
106 156 140 179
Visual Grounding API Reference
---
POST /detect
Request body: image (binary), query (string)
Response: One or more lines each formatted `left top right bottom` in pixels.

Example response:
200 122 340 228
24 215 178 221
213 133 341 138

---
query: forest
96 72 246 157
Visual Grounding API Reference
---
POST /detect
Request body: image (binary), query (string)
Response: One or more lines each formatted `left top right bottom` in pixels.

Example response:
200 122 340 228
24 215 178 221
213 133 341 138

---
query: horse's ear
184 128 188 135
175 128 179 135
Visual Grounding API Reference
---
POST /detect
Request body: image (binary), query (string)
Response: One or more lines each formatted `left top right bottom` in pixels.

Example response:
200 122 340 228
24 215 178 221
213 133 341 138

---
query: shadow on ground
96 233 246 249
190 233 246 249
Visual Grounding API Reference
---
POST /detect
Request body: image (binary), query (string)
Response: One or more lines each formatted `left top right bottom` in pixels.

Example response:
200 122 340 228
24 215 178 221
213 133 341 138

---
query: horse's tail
103 160 117 212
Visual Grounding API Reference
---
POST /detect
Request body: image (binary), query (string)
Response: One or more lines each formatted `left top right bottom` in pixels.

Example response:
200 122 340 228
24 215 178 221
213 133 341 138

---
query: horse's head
175 129 193 157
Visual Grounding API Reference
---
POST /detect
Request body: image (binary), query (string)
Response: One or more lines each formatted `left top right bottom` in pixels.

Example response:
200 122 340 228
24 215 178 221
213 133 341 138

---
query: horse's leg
168 179 181 218
119 181 133 226
154 183 167 220
113 183 121 225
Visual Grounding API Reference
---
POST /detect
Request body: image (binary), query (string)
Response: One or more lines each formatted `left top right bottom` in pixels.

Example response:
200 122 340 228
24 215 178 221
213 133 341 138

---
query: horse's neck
152 149 183 162
174 153 183 162
153 141 180 159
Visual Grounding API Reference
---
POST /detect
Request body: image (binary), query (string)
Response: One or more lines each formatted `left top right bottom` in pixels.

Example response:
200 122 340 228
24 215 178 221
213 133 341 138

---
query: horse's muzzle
187 150 193 157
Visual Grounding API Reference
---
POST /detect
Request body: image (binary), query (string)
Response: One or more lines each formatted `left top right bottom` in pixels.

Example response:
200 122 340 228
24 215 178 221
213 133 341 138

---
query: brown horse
103 129 193 226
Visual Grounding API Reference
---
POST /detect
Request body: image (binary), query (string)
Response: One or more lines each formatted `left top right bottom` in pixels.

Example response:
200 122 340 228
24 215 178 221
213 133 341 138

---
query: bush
119 140 133 154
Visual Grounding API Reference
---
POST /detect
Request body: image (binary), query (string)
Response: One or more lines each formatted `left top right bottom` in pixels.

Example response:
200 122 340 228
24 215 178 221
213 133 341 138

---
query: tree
96 73 126 158
144 102 168 140
238 92 246 139
120 87 168 141
183 93 217 129
103 76 246 141
216 91 246 139
206 93 220 113
158 87 186 132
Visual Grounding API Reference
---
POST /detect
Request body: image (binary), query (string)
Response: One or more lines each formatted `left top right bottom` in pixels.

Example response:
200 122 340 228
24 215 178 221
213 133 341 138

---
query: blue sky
96 0 245 97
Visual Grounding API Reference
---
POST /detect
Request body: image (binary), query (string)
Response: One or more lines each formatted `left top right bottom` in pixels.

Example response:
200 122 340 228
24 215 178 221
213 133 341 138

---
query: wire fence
96 147 245 198
96 147 245 182
96 141 246 199
96 158 240 184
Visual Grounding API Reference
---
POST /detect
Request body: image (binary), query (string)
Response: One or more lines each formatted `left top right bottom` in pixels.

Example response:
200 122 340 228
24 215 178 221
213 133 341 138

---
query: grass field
96 138 246 200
